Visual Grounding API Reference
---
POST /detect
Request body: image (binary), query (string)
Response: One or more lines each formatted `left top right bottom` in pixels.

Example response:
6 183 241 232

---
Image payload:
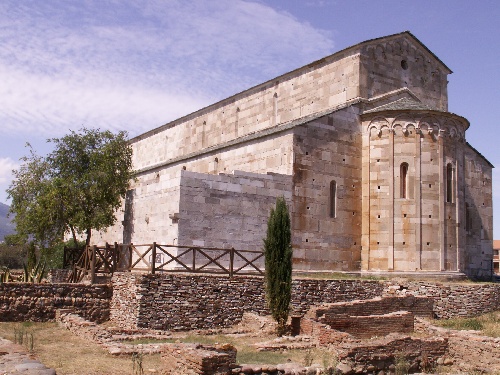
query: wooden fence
64 243 264 283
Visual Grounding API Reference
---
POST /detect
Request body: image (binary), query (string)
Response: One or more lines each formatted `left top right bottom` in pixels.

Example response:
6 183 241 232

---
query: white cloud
0 158 17 185
0 157 18 204
0 0 334 139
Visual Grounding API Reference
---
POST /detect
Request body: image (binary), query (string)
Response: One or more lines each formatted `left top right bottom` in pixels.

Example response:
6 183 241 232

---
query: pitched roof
363 97 438 113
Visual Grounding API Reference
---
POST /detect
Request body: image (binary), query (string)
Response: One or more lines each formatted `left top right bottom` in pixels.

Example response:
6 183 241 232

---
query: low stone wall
308 296 434 319
46 269 72 283
0 283 111 323
300 318 350 345
161 343 237 375
110 273 141 329
325 311 414 339
339 336 449 373
301 296 424 340
384 281 500 319
109 273 500 331
111 273 384 330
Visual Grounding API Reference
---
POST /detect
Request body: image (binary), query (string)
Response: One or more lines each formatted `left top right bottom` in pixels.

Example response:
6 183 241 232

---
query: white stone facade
93 31 493 278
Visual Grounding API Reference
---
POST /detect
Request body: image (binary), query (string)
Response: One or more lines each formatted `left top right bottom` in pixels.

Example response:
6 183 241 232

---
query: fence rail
64 243 264 283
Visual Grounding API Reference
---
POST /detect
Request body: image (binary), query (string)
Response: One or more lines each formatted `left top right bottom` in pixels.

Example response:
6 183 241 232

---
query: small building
493 240 500 274
93 31 493 279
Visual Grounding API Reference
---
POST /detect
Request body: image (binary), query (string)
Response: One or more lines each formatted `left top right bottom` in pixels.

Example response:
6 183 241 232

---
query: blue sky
0 0 498 237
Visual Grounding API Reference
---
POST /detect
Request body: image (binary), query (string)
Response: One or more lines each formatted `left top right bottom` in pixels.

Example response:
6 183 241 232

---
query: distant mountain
0 202 15 242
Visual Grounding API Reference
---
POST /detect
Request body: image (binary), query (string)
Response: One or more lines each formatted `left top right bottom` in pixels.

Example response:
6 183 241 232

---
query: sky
0 0 498 237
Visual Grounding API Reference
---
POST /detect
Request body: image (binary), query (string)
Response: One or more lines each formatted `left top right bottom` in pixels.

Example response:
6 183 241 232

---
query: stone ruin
300 295 433 342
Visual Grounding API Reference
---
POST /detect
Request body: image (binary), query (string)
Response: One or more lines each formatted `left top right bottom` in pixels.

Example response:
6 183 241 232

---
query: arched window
465 203 471 233
400 163 409 199
329 180 337 218
446 163 453 203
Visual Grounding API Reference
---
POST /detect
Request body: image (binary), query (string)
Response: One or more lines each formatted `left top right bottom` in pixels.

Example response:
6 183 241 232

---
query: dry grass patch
127 332 331 365
0 322 332 372
0 322 163 375
433 311 500 337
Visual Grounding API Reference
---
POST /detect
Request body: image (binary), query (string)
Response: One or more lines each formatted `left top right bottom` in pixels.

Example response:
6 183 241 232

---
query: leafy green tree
7 128 134 249
263 196 293 335
0 242 26 269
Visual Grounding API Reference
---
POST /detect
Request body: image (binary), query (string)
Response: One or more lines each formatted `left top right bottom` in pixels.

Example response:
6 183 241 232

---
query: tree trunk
85 228 92 246
70 225 77 246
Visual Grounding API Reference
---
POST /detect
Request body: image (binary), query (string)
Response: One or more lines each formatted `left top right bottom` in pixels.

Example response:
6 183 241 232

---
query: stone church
94 31 493 279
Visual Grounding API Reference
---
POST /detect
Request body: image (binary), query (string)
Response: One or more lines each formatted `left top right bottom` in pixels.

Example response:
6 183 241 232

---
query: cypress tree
264 196 292 335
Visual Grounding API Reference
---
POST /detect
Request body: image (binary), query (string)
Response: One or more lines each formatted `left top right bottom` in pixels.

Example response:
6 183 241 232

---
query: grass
0 322 164 375
127 333 331 365
0 322 333 372
434 311 500 337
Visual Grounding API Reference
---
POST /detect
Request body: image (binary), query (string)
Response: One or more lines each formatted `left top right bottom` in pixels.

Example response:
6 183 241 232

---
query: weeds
420 350 434 373
322 352 338 375
437 317 483 331
14 324 35 352
303 349 313 366
132 352 143 375
395 352 410 375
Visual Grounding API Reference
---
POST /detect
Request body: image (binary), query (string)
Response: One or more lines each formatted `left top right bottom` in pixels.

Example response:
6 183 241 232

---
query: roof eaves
466 142 494 168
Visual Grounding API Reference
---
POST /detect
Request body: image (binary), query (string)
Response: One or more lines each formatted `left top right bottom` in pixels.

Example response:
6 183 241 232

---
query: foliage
14 324 35 352
132 352 144 375
0 267 12 283
21 259 46 283
0 243 26 269
437 317 483 331
7 128 134 247
263 196 292 336
41 239 85 270
395 352 410 375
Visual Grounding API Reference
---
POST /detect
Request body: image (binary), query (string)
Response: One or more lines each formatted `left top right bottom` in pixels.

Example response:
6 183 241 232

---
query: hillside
0 202 15 242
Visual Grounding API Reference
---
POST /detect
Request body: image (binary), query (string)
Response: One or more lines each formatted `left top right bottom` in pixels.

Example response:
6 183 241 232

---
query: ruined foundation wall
0 283 111 323
110 274 500 330
306 296 433 319
110 273 384 330
386 280 500 319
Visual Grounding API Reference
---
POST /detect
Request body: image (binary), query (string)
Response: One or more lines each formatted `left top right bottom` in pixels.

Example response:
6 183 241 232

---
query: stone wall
305 311 414 341
301 296 430 340
339 336 449 373
385 280 500 319
110 273 384 330
291 110 363 271
161 343 237 375
178 169 293 251
307 295 434 319
463 144 494 279
334 311 415 339
46 269 72 283
110 273 500 331
0 283 111 323
110 273 141 329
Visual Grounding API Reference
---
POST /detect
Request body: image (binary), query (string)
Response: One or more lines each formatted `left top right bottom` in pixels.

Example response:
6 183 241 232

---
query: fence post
91 245 97 284
105 242 110 272
151 242 156 275
113 242 118 272
229 248 234 277
129 243 133 271
192 247 196 272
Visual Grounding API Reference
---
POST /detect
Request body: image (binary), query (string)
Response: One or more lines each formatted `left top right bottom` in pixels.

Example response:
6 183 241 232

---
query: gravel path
0 337 55 375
